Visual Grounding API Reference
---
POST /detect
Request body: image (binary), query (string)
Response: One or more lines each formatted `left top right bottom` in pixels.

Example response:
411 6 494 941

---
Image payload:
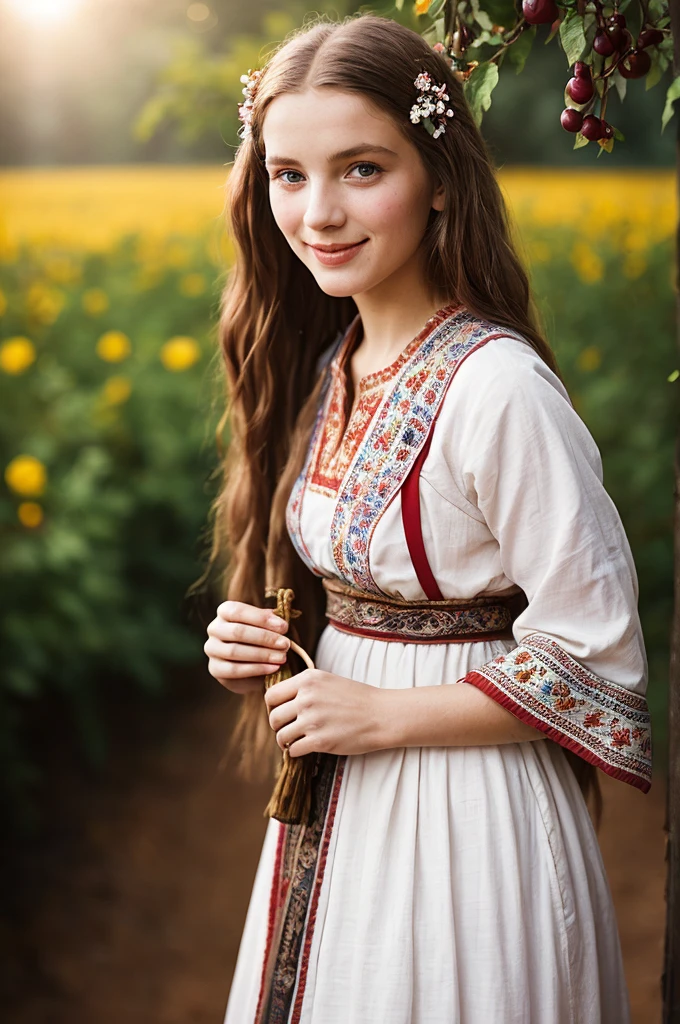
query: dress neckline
333 301 464 392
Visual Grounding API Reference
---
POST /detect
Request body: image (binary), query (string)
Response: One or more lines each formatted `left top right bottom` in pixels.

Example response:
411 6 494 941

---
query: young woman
203 13 652 1024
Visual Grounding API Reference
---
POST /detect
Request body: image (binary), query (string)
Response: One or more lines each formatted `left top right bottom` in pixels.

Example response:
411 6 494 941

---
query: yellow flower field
0 165 675 256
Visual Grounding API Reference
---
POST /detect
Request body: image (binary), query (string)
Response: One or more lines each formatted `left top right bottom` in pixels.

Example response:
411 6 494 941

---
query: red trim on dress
463 670 652 793
401 428 443 601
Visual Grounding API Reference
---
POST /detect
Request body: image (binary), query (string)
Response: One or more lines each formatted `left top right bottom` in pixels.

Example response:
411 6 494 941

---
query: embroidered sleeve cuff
461 632 652 793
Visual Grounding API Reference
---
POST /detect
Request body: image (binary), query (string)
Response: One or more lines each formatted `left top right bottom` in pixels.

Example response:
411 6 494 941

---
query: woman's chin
308 269 379 300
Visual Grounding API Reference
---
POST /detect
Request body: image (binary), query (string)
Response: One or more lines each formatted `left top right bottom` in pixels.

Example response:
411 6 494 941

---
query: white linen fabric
224 321 649 1024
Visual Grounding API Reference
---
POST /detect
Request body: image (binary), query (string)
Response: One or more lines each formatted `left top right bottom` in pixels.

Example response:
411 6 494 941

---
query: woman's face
261 87 445 300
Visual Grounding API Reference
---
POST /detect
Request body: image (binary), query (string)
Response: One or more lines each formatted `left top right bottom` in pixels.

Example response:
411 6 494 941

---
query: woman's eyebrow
265 144 398 167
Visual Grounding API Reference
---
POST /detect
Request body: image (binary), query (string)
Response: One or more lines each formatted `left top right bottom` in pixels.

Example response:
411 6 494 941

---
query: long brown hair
203 13 602 828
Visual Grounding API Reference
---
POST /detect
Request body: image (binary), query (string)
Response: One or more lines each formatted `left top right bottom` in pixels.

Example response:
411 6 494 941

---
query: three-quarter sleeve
447 335 652 793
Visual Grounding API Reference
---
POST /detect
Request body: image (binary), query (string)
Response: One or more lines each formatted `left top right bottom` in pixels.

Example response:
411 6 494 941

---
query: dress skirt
223 623 631 1024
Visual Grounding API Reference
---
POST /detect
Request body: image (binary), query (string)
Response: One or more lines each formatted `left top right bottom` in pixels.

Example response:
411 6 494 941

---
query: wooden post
663 3 680 1019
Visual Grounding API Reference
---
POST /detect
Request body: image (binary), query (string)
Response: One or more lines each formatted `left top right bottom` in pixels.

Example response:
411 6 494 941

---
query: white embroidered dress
224 304 652 1024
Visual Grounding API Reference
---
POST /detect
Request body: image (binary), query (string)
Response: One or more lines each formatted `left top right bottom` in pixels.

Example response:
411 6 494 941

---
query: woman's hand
264 668 385 758
204 600 291 694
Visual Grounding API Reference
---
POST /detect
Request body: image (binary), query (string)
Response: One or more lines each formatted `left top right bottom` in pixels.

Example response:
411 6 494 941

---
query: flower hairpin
237 68 263 140
409 71 454 139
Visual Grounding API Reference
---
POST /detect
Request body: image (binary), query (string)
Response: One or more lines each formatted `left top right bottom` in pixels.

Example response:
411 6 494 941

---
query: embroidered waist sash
322 576 528 645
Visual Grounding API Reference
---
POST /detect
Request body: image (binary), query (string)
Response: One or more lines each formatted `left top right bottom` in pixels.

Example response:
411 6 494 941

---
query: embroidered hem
254 753 346 1024
461 632 652 793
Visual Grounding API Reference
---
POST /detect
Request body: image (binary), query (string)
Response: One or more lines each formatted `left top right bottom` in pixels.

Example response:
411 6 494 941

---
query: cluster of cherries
520 1 666 142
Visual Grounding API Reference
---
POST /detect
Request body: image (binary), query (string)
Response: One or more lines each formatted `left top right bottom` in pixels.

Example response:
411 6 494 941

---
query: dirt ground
1 675 667 1024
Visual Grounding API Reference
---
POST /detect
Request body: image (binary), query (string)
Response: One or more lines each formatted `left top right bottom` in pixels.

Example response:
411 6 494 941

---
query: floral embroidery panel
463 632 652 792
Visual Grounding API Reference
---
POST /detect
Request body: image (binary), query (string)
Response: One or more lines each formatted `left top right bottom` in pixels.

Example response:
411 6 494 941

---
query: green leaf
646 52 664 91
394 0 404 9
611 70 627 103
668 369 680 383
469 0 494 31
463 61 499 127
661 76 680 132
422 17 445 43
426 0 447 18
545 15 563 44
508 25 536 75
583 11 598 51
611 124 625 141
559 10 587 67
573 132 589 149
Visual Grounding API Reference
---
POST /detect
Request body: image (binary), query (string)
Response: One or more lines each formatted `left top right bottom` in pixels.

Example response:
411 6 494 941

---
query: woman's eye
273 170 305 185
349 162 381 179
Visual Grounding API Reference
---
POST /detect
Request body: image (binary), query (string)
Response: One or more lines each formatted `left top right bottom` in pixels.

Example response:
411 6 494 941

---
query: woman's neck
349 287 456 386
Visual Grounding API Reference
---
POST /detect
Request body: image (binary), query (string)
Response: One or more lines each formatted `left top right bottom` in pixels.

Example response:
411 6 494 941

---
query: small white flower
446 109 454 118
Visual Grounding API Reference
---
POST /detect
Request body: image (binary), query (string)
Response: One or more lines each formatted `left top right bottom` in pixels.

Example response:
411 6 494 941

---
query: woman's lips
307 239 368 267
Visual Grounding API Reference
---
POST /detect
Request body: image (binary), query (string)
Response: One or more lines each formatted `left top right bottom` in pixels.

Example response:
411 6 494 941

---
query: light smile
305 238 369 267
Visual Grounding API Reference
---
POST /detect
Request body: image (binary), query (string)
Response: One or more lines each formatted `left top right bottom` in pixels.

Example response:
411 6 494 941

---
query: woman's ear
431 179 446 212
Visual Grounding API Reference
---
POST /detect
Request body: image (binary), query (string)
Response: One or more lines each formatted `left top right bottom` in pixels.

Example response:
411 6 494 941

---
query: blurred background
0 1 675 1022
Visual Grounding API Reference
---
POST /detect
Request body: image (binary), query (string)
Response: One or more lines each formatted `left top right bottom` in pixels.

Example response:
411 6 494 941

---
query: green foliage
662 74 680 131
417 0 674 154
559 10 587 67
464 61 500 125
0 237 225 829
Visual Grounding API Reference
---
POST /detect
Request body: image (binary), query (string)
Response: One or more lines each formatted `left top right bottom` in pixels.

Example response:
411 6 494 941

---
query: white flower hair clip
237 68 263 140
409 71 454 139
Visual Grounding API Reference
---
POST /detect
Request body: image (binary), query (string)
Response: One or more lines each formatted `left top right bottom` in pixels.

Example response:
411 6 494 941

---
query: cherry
619 28 634 52
605 14 626 50
573 62 592 79
580 115 604 140
560 108 584 133
618 49 652 78
637 27 664 49
601 121 615 140
593 30 616 57
522 0 559 25
566 76 594 103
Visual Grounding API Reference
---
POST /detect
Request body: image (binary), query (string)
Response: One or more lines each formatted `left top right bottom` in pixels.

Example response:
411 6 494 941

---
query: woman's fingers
206 656 283 694
209 613 290 651
274 720 305 752
204 635 288 665
205 601 292 694
216 601 289 639
268 699 298 734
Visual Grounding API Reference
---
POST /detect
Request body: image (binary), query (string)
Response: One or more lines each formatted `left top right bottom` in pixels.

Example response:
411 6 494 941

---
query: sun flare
5 0 84 24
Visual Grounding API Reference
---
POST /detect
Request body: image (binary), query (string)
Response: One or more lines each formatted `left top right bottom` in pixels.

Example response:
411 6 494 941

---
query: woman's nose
302 183 345 232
